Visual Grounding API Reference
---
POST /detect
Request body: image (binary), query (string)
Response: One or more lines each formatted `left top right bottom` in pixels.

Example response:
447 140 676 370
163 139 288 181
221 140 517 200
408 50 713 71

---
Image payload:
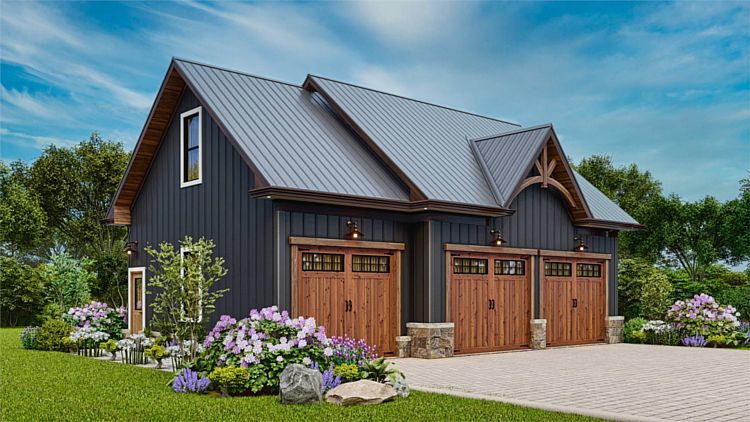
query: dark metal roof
307 75 520 206
572 169 640 226
471 124 553 206
175 59 409 201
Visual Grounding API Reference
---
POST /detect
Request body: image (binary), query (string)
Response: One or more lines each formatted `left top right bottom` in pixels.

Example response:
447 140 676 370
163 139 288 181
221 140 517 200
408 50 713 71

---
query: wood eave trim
443 243 538 256
546 131 592 219
104 61 183 226
538 249 612 260
303 77 427 202
289 236 405 250
251 186 513 217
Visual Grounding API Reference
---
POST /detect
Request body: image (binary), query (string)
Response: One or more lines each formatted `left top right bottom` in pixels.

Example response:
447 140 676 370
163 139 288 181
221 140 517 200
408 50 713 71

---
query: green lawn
0 328 598 421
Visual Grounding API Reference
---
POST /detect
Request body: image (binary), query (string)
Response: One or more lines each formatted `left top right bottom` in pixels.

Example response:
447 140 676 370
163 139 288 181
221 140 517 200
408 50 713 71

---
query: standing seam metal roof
309 75 520 206
572 169 640 225
472 124 553 206
175 59 409 201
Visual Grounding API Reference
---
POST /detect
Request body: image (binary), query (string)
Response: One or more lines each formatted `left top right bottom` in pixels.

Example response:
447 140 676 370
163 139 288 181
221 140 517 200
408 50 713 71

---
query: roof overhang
250 186 513 217
575 219 645 231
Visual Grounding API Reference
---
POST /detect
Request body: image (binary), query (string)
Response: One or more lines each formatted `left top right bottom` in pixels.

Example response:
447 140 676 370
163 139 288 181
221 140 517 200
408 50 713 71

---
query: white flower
302 357 312 366
276 355 284 362
298 339 307 348
323 347 333 357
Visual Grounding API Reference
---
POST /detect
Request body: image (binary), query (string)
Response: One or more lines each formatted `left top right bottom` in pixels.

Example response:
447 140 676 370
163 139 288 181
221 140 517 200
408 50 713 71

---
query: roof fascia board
251 186 513 217
104 60 182 225
303 76 428 202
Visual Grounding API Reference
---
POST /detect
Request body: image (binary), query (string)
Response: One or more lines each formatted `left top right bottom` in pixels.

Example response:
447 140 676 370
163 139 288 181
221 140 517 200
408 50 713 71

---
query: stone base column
530 319 547 350
606 316 625 344
395 336 412 358
406 322 454 358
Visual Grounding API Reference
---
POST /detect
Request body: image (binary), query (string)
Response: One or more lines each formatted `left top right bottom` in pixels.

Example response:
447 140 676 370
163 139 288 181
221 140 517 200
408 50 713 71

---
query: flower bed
625 294 747 348
184 306 404 399
63 302 127 340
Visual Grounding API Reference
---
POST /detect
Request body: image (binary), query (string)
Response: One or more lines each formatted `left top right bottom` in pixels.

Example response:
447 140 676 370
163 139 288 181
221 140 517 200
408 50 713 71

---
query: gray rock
278 364 322 404
388 376 410 398
325 380 397 406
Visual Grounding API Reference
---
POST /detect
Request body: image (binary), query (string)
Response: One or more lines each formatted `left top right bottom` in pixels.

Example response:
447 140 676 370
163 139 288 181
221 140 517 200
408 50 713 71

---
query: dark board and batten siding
128 88 274 324
426 184 618 322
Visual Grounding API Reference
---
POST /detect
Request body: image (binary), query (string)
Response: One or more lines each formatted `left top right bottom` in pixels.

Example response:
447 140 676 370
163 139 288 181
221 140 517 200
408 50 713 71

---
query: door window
453 258 488 274
495 259 525 275
545 262 572 276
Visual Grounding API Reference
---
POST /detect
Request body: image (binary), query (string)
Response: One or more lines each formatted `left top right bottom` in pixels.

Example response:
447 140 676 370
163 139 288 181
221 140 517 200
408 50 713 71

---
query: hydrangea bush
194 306 330 393
666 294 741 338
63 301 127 340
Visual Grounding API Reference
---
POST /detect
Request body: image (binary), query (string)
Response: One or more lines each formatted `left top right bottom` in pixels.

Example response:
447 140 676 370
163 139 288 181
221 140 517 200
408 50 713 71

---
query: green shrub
36 319 73 351
358 357 404 383
19 326 40 349
333 363 360 382
631 330 647 344
707 335 727 348
641 272 673 320
208 366 249 397
716 286 750 322
0 257 48 327
624 317 647 343
145 345 169 369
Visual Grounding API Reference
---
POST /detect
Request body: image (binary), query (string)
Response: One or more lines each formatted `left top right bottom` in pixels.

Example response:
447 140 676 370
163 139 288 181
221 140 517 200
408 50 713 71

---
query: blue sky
1 1 748 201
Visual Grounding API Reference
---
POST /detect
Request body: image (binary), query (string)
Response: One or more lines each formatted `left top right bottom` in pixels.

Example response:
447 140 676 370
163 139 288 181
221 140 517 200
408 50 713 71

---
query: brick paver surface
394 344 750 422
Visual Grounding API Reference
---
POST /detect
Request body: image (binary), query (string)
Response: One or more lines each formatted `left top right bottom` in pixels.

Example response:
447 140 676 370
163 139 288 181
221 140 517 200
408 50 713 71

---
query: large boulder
325 380 397 406
278 364 322 404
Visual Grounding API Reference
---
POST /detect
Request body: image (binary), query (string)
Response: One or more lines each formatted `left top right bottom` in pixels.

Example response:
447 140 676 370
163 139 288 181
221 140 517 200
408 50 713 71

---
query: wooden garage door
450 253 531 354
296 247 398 356
542 258 606 346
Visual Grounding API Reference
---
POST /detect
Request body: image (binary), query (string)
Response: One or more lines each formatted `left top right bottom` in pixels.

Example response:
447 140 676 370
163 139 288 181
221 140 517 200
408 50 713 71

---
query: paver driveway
394 343 750 422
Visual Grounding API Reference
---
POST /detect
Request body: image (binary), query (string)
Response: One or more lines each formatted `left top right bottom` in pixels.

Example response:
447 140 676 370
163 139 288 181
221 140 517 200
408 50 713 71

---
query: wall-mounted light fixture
489 229 505 247
125 241 139 257
345 220 364 240
573 236 588 252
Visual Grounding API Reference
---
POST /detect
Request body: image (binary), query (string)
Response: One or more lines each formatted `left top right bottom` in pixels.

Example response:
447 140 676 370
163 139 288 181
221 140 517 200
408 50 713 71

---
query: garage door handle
345 299 351 312
572 298 578 308
347 300 352 312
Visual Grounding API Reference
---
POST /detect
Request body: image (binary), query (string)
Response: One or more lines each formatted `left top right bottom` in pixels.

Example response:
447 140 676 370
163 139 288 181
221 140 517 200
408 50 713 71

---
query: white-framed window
180 106 202 188
180 247 202 322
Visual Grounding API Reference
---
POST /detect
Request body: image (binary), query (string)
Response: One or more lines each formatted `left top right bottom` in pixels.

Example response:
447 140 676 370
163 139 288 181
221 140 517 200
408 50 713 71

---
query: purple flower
172 369 210 393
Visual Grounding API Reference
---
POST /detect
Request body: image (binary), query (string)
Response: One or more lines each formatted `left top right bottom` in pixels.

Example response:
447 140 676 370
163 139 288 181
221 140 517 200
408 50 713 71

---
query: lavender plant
682 335 707 347
311 362 342 393
19 326 39 350
172 368 210 393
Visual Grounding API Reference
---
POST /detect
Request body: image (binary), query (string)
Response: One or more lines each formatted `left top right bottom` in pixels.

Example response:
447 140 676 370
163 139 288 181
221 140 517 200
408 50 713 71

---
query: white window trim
180 106 203 188
180 246 203 322
127 267 147 333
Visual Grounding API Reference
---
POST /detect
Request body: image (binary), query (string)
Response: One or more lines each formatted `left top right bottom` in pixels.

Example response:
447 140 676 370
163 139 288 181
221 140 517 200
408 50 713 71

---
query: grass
0 328 598 422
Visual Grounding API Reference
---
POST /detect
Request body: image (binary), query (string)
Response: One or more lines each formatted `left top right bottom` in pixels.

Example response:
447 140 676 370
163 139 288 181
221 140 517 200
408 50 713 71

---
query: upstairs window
180 106 202 187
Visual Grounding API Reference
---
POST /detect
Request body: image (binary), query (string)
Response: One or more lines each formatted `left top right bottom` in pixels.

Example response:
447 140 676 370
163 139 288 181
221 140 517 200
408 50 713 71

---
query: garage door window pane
577 263 601 277
453 258 488 274
352 255 390 273
545 262 572 277
302 253 344 272
495 260 525 275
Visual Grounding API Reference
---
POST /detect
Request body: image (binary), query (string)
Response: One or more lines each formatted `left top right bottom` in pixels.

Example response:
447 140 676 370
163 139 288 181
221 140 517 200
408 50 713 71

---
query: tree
0 257 47 326
617 258 656 319
574 155 663 261
42 251 93 313
718 174 750 265
146 236 228 360
0 162 48 258
27 133 129 257
640 272 673 320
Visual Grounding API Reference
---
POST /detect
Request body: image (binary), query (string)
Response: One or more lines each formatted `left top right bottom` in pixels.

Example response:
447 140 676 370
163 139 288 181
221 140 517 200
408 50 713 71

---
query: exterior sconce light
345 220 364 240
489 229 505 247
125 241 139 257
573 236 588 252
